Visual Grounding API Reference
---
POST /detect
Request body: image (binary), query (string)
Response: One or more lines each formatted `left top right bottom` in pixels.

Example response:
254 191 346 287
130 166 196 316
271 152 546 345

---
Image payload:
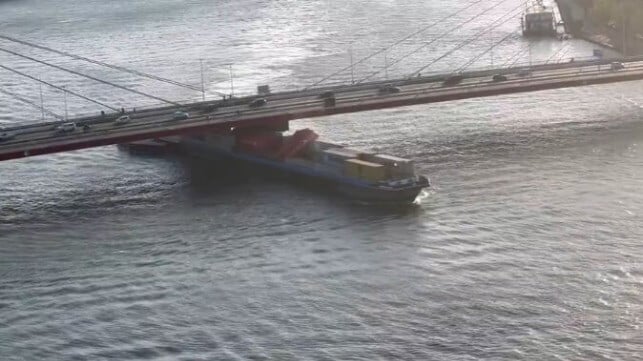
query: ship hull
335 182 427 203
177 137 429 204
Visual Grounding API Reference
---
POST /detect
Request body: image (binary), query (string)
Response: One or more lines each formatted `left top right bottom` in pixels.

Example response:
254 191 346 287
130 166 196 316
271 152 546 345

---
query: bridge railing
5 94 246 129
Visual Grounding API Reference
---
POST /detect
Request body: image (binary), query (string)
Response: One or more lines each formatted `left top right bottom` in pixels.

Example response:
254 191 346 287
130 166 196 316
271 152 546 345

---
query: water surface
1 1 642 360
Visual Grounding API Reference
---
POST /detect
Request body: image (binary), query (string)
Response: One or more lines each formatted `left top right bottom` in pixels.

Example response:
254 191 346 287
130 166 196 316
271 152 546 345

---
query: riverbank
556 0 643 55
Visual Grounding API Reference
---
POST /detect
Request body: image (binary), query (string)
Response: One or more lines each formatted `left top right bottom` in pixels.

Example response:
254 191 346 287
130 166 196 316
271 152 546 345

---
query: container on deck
345 158 387 182
361 154 415 179
236 132 282 154
322 147 362 166
276 129 318 159
324 148 361 158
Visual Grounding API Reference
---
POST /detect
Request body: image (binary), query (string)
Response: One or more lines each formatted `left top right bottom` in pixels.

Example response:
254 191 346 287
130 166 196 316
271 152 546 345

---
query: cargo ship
125 129 429 204
522 0 556 37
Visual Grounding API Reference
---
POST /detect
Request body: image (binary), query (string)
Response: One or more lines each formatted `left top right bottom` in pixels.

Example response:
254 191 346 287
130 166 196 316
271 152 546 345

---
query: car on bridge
610 62 624 71
319 91 336 107
442 74 464 86
0 128 16 142
200 104 219 113
56 122 77 133
114 115 131 125
492 74 508 82
249 98 268 108
319 91 335 99
172 111 189 121
517 68 532 77
378 84 401 94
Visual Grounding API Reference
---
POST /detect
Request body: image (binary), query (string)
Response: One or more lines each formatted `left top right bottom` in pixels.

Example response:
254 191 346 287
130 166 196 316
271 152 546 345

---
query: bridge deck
2 59 643 162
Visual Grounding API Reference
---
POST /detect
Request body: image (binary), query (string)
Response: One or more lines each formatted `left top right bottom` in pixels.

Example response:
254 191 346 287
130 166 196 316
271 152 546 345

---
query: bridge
1 56 643 162
2 0 643 163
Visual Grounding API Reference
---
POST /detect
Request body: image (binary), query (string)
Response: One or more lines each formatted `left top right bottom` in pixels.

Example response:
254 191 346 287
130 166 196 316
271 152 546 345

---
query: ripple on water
2 0 643 360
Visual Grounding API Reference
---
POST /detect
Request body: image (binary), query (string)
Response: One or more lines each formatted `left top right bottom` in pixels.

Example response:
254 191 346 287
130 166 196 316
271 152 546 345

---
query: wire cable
0 46 182 106
0 64 119 111
407 2 526 78
545 43 569 64
456 28 520 72
0 35 231 97
502 45 529 67
357 0 522 83
0 87 64 120
0 35 196 91
305 0 487 89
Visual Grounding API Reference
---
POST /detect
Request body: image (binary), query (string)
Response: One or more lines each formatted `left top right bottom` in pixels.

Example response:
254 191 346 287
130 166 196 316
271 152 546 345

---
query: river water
1 0 642 360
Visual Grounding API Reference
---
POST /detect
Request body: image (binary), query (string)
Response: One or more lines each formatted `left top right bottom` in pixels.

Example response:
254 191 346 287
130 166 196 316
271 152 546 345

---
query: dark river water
1 1 642 360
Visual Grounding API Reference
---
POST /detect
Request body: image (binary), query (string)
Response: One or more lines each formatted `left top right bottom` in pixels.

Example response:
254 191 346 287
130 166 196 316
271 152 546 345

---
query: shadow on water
5 111 642 231
178 153 428 214
0 181 177 232
23 110 643 229
0 149 428 234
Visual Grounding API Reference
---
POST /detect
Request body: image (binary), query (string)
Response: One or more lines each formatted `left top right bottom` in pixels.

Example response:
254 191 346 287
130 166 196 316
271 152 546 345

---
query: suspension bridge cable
499 39 535 68
0 34 213 93
545 43 570 64
408 2 526 78
502 45 529 67
0 46 181 106
356 0 521 83
305 0 487 89
0 35 230 97
456 27 520 72
507 42 538 68
555 47 573 63
0 64 119 111
0 87 64 120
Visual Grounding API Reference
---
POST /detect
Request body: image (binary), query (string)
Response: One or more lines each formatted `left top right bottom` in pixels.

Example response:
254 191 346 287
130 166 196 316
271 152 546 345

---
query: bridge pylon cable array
304 0 486 89
408 1 527 78
0 87 64 120
545 43 570 64
356 0 522 83
0 46 182 106
502 45 529 68
456 27 521 72
0 63 120 111
0 34 228 96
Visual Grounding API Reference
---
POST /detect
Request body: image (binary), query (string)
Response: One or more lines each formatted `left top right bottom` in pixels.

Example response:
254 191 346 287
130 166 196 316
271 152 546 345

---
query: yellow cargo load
324 148 362 159
345 160 361 178
361 153 415 179
344 158 387 182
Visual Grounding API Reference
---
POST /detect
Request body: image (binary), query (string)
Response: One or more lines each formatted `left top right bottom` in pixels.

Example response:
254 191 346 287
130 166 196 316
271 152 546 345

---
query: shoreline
556 0 643 55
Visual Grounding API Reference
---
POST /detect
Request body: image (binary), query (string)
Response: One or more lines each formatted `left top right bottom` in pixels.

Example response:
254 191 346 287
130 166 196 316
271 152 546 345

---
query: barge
124 129 429 204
